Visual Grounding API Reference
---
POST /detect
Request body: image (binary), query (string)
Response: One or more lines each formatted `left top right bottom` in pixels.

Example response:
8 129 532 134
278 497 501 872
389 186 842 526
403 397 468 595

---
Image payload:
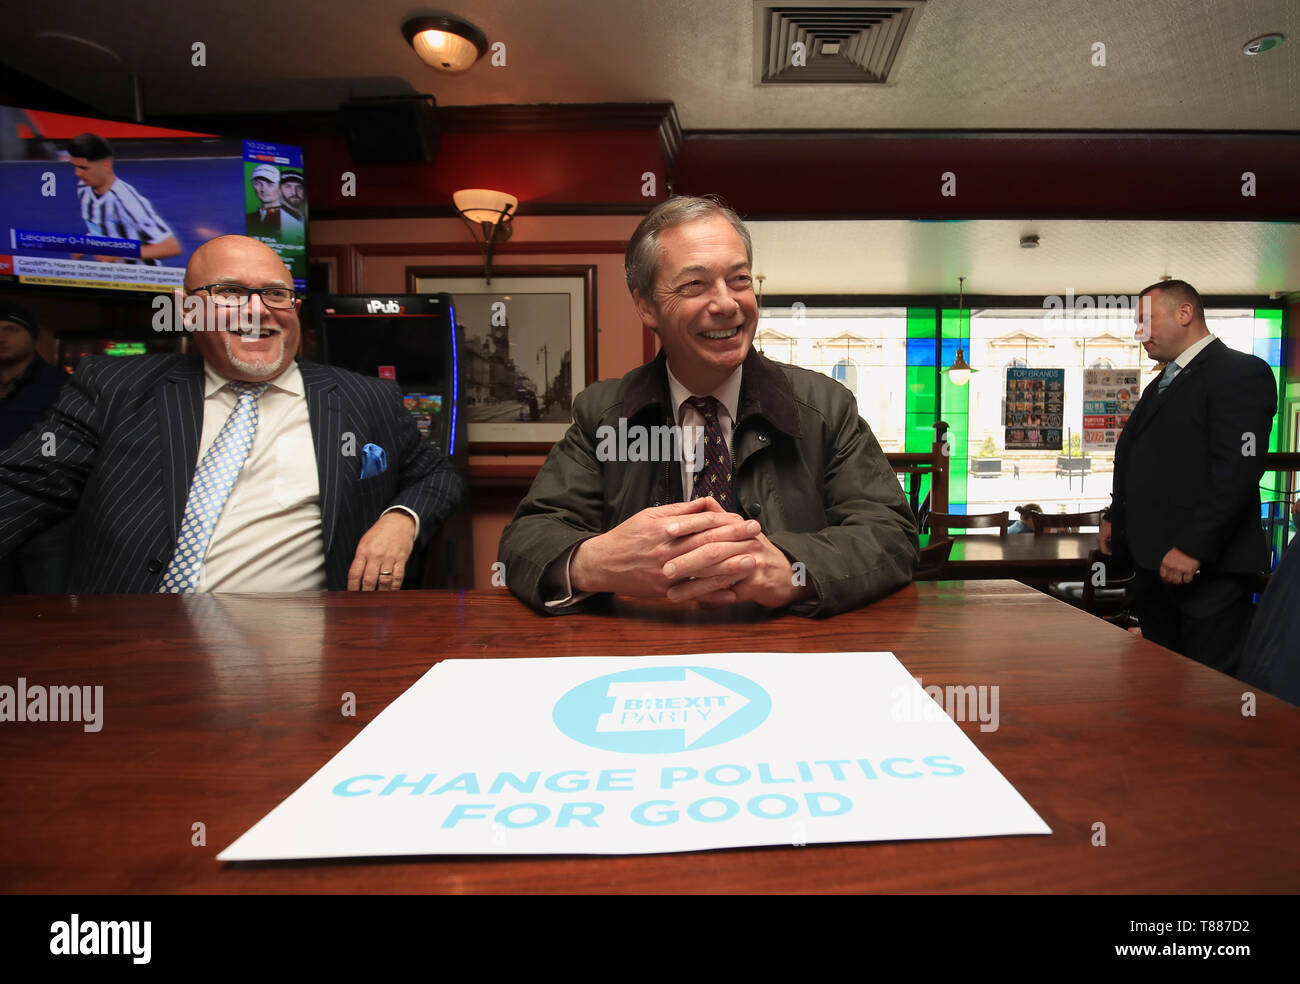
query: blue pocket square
360 443 388 479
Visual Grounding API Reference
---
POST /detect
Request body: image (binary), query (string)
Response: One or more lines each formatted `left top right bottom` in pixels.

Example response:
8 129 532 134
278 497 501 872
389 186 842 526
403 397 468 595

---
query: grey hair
624 195 753 301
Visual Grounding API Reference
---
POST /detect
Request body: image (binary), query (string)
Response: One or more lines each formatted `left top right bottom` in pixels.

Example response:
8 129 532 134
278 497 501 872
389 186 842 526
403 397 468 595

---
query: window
831 358 858 391
759 307 907 449
963 306 1271 518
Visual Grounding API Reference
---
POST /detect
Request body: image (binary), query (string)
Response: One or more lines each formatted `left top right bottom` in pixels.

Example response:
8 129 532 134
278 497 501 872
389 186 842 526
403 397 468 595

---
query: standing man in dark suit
1099 280 1276 672
0 235 463 593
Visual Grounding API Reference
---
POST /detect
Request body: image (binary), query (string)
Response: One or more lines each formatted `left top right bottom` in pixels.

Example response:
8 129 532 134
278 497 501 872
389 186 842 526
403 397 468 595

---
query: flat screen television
0 105 307 293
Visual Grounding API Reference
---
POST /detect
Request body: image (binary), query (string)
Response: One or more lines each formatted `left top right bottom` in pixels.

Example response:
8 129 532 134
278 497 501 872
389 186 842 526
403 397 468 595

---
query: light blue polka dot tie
1157 361 1180 393
159 382 269 593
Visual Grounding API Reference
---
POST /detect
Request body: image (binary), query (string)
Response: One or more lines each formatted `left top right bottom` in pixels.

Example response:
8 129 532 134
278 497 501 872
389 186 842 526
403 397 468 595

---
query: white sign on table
218 652 1050 860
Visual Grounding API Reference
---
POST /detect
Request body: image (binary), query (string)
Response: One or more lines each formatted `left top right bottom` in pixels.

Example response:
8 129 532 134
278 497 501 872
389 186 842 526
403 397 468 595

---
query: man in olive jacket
498 196 918 616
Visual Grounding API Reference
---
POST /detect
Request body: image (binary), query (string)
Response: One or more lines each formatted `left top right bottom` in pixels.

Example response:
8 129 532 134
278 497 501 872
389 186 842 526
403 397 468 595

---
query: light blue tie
159 382 269 593
1157 361 1180 393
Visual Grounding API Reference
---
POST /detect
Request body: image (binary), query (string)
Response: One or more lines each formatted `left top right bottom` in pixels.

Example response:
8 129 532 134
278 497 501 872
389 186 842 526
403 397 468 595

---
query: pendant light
947 275 975 386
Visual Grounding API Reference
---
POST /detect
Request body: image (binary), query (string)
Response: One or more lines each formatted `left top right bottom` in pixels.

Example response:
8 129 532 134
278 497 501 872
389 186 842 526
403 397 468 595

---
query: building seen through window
760 302 1277 520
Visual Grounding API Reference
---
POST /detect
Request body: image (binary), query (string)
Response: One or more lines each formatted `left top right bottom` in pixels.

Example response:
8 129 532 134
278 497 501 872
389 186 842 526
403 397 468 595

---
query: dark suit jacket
0 355 463 592
1237 539 1300 705
1110 338 1276 574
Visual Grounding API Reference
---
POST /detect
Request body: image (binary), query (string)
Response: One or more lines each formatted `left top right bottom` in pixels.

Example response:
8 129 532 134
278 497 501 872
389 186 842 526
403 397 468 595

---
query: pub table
920 532 1097 585
1 582 1297 894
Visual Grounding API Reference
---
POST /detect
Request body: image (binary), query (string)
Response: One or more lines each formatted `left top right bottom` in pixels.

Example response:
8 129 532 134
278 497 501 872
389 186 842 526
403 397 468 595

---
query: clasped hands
570 497 813 609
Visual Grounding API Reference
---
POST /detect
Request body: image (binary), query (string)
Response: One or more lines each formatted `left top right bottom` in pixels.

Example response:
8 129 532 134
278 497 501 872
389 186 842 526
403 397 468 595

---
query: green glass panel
939 309 971 508
906 366 935 453
905 307 938 455
907 308 937 338
940 307 970 340
1255 309 1282 338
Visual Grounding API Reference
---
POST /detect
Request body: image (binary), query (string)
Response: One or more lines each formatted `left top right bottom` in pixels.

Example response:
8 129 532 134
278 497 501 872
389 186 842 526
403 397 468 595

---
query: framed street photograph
407 265 597 453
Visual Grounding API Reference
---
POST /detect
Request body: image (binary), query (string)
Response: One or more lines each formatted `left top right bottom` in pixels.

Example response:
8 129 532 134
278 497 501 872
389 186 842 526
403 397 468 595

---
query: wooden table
922 532 1097 584
2 583 1298 894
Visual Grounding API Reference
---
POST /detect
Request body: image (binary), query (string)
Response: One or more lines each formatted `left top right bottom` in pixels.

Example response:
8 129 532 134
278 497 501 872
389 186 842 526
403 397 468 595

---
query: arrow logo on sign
595 670 749 748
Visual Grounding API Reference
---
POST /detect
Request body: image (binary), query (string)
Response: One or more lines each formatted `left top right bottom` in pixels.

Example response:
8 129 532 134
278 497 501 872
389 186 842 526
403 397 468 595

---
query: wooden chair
926 511 1009 538
886 437 951 532
1049 549 1134 625
1035 510 1103 535
913 537 953 581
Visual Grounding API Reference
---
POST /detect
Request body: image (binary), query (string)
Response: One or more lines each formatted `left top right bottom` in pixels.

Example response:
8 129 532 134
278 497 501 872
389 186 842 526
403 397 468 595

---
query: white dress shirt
1166 333 1217 381
195 361 327 592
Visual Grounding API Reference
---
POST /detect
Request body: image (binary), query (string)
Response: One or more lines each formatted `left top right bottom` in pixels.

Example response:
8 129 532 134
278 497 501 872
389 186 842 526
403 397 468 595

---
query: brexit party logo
553 666 771 753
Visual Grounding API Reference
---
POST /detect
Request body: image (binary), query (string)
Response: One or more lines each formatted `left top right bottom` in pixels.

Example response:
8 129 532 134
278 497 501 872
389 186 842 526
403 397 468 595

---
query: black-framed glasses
190 284 298 309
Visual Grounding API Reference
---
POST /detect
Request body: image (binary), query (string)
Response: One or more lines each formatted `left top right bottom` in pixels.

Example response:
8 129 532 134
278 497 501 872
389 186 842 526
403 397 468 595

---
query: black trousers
1131 566 1257 675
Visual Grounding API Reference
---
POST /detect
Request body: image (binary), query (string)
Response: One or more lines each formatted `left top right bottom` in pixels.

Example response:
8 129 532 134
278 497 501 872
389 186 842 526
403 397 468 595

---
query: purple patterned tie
686 395 732 510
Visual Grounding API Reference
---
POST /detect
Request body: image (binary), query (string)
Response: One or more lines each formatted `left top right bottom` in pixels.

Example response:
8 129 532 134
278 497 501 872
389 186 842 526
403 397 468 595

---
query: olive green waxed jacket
498 349 918 616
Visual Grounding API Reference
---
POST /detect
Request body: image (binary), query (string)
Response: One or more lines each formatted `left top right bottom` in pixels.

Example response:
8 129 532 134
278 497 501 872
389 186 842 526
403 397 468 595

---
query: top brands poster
1003 368 1064 450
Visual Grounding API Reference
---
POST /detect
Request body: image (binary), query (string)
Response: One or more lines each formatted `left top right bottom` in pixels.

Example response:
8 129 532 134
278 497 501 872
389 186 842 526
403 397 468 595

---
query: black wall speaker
339 95 440 164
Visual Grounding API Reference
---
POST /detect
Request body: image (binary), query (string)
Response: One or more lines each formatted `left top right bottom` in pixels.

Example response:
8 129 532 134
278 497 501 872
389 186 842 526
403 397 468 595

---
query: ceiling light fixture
453 189 517 283
1019 234 1040 249
946 275 976 387
1242 34 1284 55
403 14 489 72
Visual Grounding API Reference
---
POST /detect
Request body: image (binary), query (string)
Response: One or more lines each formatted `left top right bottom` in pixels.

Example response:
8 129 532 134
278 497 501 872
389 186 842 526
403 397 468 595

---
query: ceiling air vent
755 1 925 84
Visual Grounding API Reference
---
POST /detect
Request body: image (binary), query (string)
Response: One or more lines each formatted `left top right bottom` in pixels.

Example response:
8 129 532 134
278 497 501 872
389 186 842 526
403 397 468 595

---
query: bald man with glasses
0 235 463 594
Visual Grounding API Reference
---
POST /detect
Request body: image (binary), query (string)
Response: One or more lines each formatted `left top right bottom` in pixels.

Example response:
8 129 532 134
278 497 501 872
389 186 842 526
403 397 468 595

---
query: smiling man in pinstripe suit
0 236 462 593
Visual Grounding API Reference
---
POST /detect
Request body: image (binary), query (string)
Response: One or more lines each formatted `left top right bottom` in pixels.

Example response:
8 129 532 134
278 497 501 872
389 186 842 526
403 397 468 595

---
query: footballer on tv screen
0 106 307 293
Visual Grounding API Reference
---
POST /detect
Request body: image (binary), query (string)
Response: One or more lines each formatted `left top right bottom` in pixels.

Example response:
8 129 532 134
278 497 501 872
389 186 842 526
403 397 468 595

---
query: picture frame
407 265 597 453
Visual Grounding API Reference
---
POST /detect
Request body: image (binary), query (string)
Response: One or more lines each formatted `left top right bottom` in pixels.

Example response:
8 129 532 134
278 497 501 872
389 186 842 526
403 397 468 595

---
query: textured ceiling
7 2 1296 296
747 219 1300 295
1 0 1297 129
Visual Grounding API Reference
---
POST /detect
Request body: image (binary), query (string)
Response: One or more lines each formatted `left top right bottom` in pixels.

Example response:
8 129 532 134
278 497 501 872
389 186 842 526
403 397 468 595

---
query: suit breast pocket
358 472 389 496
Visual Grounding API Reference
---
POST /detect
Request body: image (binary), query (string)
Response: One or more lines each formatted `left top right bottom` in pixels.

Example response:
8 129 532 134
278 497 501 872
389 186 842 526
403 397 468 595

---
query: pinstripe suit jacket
0 355 463 592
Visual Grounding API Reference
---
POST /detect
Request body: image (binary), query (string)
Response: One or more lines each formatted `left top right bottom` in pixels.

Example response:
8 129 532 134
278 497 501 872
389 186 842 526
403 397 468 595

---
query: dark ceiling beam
675 130 1300 220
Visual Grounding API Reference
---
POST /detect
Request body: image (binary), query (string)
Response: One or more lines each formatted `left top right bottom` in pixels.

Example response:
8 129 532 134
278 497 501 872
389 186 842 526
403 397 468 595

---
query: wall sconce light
453 188 517 283
403 15 489 72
